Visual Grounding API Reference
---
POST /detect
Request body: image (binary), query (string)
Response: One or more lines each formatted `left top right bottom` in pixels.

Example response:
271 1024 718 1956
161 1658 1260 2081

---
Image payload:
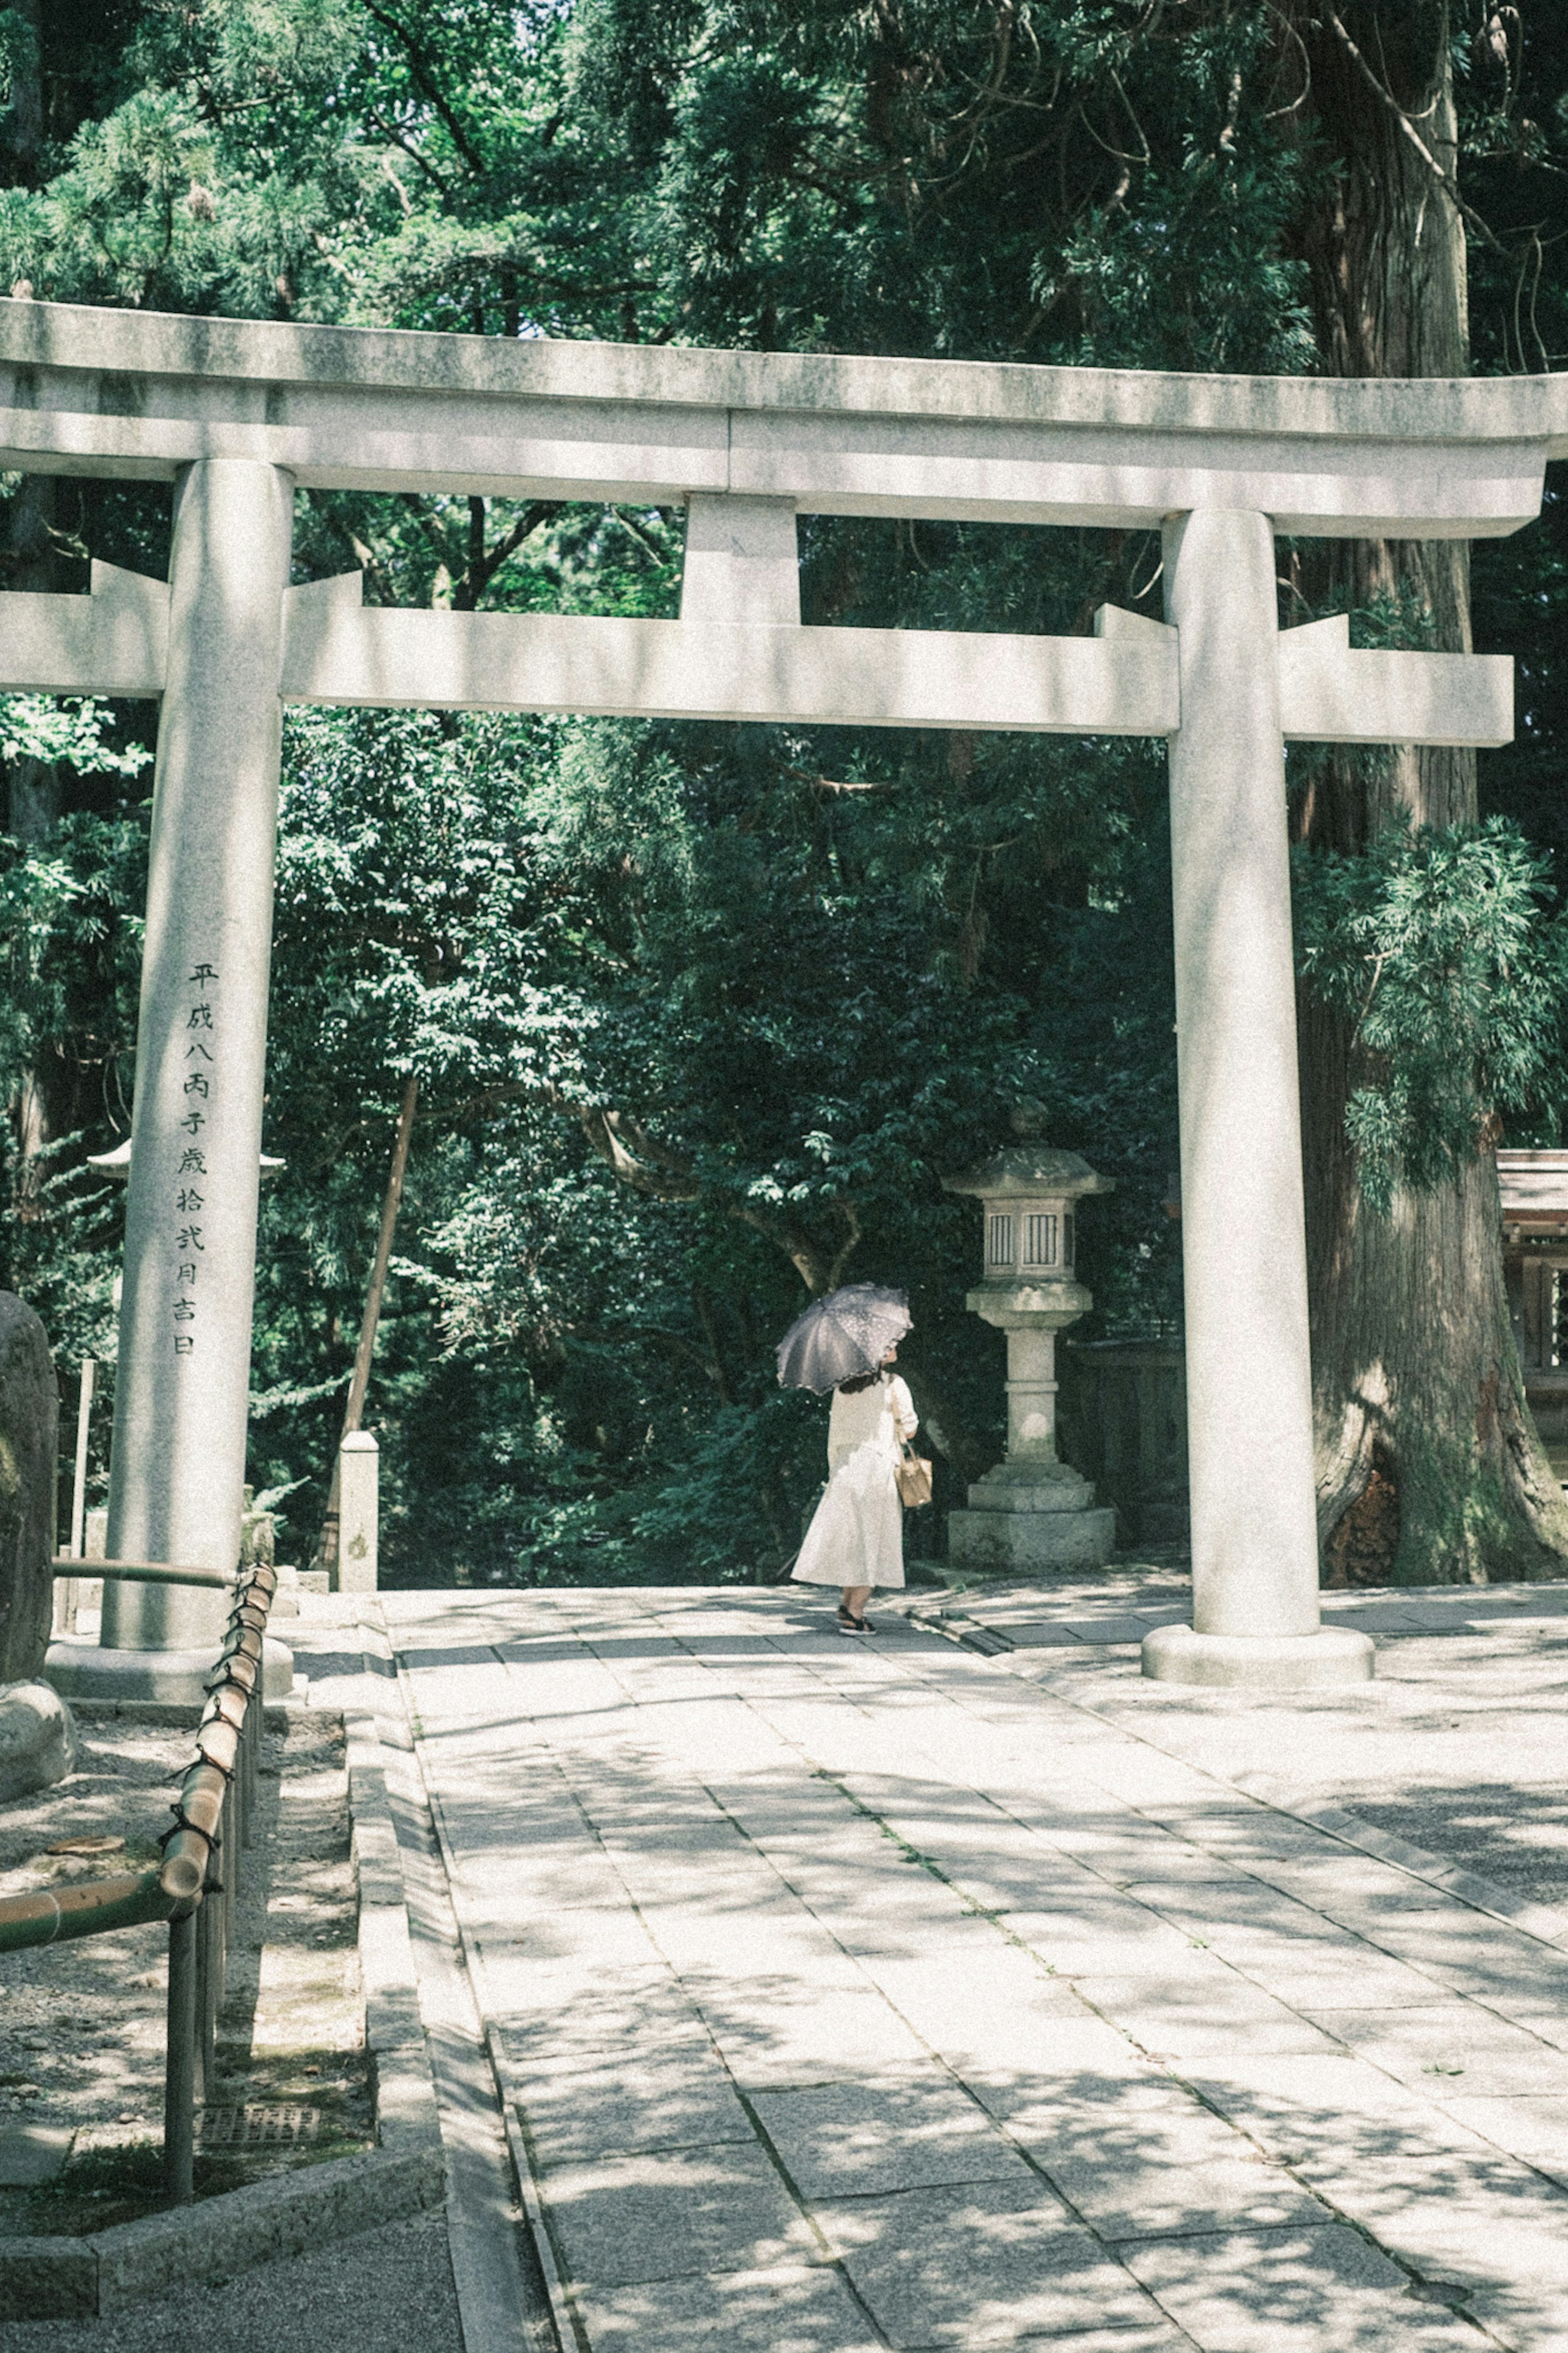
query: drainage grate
199 2104 323 2148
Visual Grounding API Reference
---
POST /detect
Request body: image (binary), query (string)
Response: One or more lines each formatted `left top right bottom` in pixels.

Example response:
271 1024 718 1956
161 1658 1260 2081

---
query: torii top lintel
3 298 1567 538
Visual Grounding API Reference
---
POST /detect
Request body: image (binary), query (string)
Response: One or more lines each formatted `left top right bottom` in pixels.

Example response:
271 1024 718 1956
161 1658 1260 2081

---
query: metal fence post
242 1689 256 1840
232 1727 246 1872
164 1906 197 2204
197 1858 219 2098
226 1766 241 1936
218 1784 232 1999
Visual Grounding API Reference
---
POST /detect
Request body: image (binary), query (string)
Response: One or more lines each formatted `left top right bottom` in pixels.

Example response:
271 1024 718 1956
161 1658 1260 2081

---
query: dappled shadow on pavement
390 1587 1568 2351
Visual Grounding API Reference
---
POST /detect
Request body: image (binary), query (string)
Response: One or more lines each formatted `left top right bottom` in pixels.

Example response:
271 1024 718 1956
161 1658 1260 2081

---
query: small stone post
1142 510 1373 1687
943 1138 1118 1574
336 1432 379 1593
98 459 294 1671
53 1356 96 1637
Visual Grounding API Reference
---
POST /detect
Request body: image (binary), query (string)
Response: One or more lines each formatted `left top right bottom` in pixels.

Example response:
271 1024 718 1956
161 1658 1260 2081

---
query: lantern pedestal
941 1143 1118 1578
948 1459 1117 1574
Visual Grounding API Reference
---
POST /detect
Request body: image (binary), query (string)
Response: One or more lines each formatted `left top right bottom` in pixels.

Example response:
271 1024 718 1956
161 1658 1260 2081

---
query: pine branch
358 5 489 178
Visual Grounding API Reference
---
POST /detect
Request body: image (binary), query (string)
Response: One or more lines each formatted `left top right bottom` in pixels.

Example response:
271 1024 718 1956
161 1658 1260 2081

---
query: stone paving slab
1227 1954 1456 2011
388 1585 1568 2349
1176 2053 1493 2165
750 2077 1033 2199
575 2263 883 2353
815 2182 1163 2347
479 1956 707 2047
1118 2226 1482 2352
511 2042 760 2165
1004 2094 1328 2241
1071 1974 1343 2062
1306 2002 1568 2096
687 1976 933 2088
539 2141 816 2287
1438 2094 1568 2185
854 1950 1115 2079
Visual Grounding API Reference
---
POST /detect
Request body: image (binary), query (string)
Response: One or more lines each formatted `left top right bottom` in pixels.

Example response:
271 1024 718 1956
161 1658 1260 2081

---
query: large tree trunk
3 7 62 1196
1283 0 1568 1581
6 476 65 1206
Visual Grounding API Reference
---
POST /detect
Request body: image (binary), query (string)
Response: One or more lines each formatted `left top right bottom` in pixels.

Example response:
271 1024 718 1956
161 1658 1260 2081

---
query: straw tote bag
895 1441 933 1508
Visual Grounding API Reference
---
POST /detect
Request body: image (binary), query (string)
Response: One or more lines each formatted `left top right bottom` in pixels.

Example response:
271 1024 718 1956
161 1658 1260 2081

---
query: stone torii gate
5 301 1563 1694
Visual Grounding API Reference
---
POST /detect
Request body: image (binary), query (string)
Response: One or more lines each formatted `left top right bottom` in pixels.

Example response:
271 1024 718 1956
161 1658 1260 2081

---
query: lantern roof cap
941 1146 1113 1202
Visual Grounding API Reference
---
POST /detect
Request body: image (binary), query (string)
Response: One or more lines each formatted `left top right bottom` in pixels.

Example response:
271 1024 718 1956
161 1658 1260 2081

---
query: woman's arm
891 1376 919 1443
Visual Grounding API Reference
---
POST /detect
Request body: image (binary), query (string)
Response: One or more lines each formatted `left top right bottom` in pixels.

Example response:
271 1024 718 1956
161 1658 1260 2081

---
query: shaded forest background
3 0 1568 1586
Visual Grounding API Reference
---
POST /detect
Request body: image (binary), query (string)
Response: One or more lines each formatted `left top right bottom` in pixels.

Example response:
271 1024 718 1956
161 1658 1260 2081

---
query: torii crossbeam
5 299 1563 1692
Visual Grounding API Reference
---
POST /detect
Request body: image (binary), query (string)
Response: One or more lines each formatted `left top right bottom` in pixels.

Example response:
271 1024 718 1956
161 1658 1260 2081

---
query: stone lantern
942 1134 1116 1574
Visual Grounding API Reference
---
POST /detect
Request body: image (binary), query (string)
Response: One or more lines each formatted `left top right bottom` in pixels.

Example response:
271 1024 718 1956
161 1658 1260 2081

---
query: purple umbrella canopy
775 1282 913 1393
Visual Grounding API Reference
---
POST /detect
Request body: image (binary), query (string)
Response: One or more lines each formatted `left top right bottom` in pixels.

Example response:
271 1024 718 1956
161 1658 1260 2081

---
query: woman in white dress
791 1347 919 1632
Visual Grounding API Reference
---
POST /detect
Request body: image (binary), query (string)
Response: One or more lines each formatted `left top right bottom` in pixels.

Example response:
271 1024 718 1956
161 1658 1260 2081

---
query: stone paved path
386 1585 1568 2352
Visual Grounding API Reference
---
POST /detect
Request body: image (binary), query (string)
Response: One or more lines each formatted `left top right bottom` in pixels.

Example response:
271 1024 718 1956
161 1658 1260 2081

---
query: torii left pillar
52 460 296 1702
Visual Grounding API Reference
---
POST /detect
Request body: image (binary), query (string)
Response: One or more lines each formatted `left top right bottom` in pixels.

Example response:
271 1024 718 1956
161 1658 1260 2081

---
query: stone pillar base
44 1636 296 1706
1140 1621 1375 1688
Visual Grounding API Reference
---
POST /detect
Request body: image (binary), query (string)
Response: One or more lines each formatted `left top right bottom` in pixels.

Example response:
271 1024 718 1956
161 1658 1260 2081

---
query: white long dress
791 1373 919 1590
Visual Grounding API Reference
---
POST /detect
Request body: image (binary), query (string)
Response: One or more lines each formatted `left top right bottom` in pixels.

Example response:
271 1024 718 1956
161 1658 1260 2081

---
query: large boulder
0 1292 58 1684
0 1681 77 1802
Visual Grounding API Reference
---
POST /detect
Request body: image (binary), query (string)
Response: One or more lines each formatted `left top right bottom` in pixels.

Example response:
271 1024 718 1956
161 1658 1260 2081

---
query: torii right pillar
1143 509 1375 1687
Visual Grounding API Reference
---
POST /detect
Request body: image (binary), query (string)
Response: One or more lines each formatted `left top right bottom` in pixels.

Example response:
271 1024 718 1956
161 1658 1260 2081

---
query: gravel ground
0 1704 371 2231
0 1715 191 2151
0 2212 463 2353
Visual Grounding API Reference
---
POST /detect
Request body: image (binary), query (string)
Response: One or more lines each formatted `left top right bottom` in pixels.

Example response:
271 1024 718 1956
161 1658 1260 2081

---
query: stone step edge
902 1603 1568 1954
1229 1774 1568 1949
390 1651 579 2353
0 2143 444 2322
887 1593 1020 1653
485 2023 587 2353
1 1639 444 2320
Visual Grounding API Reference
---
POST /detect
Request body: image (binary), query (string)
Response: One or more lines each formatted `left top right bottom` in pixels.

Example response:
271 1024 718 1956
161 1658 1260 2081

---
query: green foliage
0 0 1320 370
1294 816 1568 1215
241 687 1175 1577
0 696 152 776
0 777 148 1421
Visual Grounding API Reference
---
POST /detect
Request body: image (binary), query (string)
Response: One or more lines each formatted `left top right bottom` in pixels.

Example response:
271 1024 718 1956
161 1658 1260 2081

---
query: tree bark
317 1075 419 1576
5 11 66 1185
0 0 42 194
7 475 65 1205
1282 0 1568 1581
